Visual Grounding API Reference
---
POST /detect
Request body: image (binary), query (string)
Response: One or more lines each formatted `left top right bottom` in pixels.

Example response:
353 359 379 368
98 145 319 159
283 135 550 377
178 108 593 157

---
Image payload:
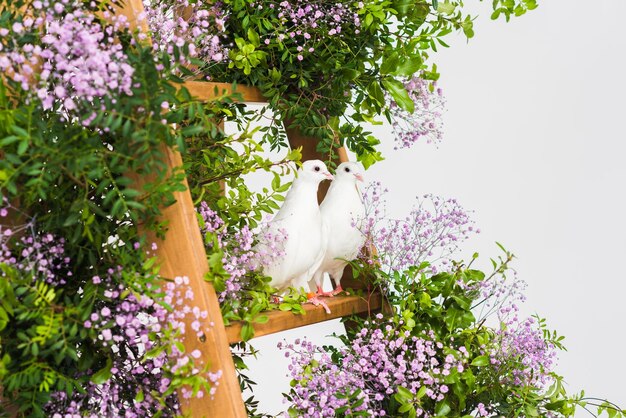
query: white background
235 1 626 415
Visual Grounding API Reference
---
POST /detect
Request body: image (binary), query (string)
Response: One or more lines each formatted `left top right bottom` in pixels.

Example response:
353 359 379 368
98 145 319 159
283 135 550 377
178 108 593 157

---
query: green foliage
4 1 623 417
0 7 255 414
491 0 538 20
322 246 625 418
1 42 191 264
185 105 302 229
191 0 535 164
0 265 84 416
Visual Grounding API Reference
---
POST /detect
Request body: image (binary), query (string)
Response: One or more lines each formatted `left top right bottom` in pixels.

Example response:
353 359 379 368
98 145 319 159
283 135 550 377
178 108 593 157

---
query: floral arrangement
147 0 539 165
1 0 624 417
0 208 217 416
0 0 264 414
278 189 622 417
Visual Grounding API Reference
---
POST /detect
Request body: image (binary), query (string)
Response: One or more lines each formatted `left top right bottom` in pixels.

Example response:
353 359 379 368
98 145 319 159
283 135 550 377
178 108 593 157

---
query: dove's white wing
298 217 328 292
270 210 325 291
316 179 366 283
258 160 333 292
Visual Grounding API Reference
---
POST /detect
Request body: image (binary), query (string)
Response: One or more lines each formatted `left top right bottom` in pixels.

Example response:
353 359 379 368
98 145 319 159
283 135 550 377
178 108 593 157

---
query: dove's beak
325 172 334 180
354 173 364 182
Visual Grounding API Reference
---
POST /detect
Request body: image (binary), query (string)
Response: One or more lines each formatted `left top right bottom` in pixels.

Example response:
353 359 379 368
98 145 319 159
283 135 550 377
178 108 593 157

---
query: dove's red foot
331 285 345 296
307 294 331 314
315 285 335 297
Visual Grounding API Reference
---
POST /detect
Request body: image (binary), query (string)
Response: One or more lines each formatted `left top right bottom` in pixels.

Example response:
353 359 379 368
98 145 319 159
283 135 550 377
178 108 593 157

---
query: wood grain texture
114 0 149 33
131 145 246 418
182 81 266 103
225 293 384 344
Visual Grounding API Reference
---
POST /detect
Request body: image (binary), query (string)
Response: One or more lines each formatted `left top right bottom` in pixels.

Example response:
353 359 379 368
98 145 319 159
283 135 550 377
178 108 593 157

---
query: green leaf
394 57 423 77
91 359 112 384
247 28 260 47
271 173 281 191
241 322 255 341
525 405 539 417
381 53 399 75
396 385 413 401
435 400 451 416
17 139 28 155
367 81 386 106
382 78 415 113
393 0 414 16
279 303 292 311
341 68 360 80
470 355 489 367
135 389 145 402
419 292 432 308
398 403 413 413
437 1 455 14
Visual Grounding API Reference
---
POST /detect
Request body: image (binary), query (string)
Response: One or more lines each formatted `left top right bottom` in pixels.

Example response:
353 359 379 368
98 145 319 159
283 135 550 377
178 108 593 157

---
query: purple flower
389 76 446 150
281 317 465 417
360 182 477 274
144 0 227 68
198 201 286 303
0 1 135 112
46 270 220 415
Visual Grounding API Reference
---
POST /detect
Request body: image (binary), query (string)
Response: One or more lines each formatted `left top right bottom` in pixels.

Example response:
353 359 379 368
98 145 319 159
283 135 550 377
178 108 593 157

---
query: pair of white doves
259 160 366 303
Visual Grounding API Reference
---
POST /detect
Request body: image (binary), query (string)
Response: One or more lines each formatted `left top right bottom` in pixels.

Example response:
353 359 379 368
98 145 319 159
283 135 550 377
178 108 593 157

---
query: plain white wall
231 0 626 414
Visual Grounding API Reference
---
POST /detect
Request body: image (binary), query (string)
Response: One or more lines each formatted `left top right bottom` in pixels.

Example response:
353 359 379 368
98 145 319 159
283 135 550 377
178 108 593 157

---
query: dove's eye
314 166 320 172
345 167 351 173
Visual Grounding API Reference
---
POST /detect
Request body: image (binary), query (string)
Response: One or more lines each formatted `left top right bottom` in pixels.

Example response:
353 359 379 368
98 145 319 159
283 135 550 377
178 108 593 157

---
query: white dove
259 160 333 292
310 161 366 297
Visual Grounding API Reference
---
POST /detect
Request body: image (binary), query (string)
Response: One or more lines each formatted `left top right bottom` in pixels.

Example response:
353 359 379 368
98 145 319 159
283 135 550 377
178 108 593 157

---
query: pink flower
101 329 112 341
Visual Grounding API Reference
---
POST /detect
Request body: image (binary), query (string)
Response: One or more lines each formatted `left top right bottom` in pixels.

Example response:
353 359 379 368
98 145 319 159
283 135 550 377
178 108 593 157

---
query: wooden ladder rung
225 292 384 344
181 81 266 103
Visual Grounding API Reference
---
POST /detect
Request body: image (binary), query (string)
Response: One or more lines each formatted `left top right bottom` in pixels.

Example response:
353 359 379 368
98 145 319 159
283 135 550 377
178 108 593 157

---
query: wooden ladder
118 2 386 417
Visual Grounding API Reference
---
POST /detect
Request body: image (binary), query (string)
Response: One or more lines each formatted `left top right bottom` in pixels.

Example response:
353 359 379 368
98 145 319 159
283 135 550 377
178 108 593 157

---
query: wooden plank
225 293 384 344
114 0 149 33
130 145 246 418
182 81 265 103
114 0 247 415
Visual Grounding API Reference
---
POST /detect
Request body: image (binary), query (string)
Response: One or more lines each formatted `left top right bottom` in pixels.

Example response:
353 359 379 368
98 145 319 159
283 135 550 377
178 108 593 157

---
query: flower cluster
281 314 467 417
361 182 477 273
144 0 228 69
0 0 134 114
390 76 445 149
0 212 70 286
474 269 527 321
488 315 557 388
0 205 219 415
198 202 286 302
47 270 220 416
476 273 557 389
261 0 361 61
